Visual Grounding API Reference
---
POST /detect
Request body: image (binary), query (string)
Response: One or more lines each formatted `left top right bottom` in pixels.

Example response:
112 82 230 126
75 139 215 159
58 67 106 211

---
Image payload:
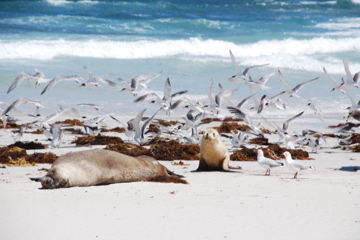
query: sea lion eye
213 133 215 137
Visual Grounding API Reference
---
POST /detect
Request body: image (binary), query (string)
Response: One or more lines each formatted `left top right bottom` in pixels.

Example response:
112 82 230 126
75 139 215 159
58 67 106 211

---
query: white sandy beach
0 120 360 240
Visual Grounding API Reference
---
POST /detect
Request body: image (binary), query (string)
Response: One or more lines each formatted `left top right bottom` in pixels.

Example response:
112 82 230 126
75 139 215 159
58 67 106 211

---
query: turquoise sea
0 0 359 124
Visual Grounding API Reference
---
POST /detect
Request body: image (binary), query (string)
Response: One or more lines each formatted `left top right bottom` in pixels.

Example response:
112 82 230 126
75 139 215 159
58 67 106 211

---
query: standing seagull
228 49 269 83
7 68 48 94
283 151 315 179
257 149 284 176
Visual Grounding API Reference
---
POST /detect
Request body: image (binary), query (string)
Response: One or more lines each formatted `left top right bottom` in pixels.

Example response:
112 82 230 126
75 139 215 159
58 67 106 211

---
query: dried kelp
0 146 57 165
148 140 200 160
230 145 312 161
55 118 83 126
9 141 47 150
106 143 149 157
213 122 250 134
0 146 28 164
73 135 123 146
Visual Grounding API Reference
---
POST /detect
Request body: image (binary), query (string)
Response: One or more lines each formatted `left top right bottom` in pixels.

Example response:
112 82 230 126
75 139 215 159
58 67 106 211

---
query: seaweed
248 137 271 145
26 129 44 134
72 135 123 146
65 128 85 135
230 146 257 161
26 152 57 164
0 146 28 164
148 140 200 160
327 122 360 129
9 141 47 150
349 134 360 144
213 122 250 134
156 119 182 127
105 143 149 157
101 127 125 133
145 136 167 145
146 124 160 134
351 144 360 152
55 118 83 126
230 145 313 161
0 145 58 166
5 157 36 167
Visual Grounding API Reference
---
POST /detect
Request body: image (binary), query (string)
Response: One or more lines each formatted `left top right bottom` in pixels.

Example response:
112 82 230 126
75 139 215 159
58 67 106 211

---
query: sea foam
1 37 359 74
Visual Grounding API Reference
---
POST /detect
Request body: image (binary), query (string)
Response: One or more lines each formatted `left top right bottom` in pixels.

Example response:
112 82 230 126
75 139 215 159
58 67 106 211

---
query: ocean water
0 0 360 126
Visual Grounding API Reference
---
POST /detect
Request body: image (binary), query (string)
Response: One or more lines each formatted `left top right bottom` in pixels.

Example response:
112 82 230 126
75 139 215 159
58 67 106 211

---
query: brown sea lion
197 128 230 171
30 149 188 189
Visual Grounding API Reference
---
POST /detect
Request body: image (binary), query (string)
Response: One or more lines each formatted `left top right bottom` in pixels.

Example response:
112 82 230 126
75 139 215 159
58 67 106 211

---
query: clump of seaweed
213 122 250 134
66 128 85 135
230 145 312 161
260 128 273 134
26 152 57 164
146 124 160 134
0 146 28 164
327 122 360 129
72 135 123 146
5 157 35 167
55 118 83 126
156 119 183 127
0 146 57 166
248 137 271 145
148 140 200 160
145 136 167 145
26 129 44 134
323 133 337 138
201 117 222 124
0 120 20 129
171 160 190 166
351 144 360 152
9 141 47 150
230 146 257 161
223 117 244 122
106 143 149 157
349 134 360 144
102 127 125 133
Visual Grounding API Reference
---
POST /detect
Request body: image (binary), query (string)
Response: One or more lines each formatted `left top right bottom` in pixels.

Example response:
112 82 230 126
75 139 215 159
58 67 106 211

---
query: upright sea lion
197 128 230 171
31 149 188 189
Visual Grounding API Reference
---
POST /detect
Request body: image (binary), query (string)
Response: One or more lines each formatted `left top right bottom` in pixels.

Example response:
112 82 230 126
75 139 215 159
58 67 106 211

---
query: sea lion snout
40 176 56 189
204 131 217 140
204 133 209 139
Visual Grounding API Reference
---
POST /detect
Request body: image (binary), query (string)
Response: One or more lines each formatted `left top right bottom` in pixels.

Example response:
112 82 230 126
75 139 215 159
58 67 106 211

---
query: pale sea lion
31 149 188 189
197 128 230 171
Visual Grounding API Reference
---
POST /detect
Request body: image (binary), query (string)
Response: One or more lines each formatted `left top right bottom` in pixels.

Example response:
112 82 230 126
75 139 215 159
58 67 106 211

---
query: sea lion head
202 128 220 142
39 176 56 189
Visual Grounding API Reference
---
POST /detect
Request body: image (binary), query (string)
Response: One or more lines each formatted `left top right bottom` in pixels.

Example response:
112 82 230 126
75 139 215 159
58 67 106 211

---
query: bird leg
293 172 298 179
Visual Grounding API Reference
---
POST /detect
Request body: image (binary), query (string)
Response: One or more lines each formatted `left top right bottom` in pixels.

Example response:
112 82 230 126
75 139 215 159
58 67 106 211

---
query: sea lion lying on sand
197 128 230 171
31 149 188 189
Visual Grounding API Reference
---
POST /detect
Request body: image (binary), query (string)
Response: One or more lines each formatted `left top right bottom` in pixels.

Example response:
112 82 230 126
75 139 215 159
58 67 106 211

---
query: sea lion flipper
166 169 185 178
197 158 209 171
30 177 41 182
221 156 230 171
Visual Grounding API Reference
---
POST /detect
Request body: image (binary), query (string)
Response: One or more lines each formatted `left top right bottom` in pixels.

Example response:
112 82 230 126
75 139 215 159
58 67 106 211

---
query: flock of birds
1 50 359 174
